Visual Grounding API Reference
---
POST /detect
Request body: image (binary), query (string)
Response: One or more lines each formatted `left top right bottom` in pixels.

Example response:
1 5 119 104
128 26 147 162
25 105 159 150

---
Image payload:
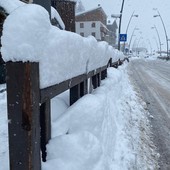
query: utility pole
118 0 125 50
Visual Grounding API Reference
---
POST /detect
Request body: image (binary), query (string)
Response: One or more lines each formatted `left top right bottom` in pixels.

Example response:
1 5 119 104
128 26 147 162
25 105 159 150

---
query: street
128 59 170 169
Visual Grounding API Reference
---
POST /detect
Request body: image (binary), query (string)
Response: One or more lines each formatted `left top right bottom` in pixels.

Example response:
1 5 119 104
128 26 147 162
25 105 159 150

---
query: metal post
118 0 125 51
154 10 169 59
128 27 138 54
152 25 162 56
123 11 138 53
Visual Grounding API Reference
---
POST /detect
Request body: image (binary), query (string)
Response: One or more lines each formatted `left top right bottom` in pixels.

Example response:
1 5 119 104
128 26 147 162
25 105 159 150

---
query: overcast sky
80 0 170 52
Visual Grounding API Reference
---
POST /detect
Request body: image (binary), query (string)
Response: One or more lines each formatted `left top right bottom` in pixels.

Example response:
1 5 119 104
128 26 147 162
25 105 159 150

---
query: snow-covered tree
75 0 85 13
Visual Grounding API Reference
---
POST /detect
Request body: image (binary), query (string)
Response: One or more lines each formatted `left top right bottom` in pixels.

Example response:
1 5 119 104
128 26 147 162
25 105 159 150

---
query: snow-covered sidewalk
0 64 159 170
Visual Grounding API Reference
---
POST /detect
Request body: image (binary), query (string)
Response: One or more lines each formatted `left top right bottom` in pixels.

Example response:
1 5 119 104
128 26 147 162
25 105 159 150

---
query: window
80 23 84 28
91 22 96 28
91 32 96 37
80 32 84 37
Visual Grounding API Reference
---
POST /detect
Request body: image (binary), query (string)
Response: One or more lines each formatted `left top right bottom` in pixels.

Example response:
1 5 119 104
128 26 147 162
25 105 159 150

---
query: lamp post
146 39 152 55
111 0 125 50
153 37 160 53
154 10 169 59
118 0 125 51
129 27 139 53
151 25 162 56
136 37 143 56
123 11 138 53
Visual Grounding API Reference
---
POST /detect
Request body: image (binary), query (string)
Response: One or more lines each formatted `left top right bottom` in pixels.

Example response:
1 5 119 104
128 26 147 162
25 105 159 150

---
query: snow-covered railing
5 56 125 170
1 3 126 170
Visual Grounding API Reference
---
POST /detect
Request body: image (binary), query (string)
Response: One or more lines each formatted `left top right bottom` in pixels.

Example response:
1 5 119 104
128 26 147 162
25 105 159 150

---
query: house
75 6 109 41
106 20 118 47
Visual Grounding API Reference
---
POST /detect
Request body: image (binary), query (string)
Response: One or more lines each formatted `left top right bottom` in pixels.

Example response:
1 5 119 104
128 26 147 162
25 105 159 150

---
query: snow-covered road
128 59 170 169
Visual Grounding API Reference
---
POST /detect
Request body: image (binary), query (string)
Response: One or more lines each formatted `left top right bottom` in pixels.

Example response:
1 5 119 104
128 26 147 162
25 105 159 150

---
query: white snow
51 6 65 30
0 1 159 170
1 3 124 88
0 64 159 170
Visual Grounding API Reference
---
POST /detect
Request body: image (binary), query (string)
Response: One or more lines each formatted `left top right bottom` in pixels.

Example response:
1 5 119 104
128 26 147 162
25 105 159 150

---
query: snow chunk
43 131 103 170
1 4 51 62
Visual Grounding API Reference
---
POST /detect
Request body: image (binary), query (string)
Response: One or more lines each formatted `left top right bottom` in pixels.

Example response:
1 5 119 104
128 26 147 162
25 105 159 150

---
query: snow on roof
76 6 106 17
107 19 117 25
0 0 25 14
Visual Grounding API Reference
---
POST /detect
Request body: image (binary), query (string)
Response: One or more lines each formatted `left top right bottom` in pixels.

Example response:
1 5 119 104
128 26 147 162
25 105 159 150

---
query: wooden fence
6 58 125 170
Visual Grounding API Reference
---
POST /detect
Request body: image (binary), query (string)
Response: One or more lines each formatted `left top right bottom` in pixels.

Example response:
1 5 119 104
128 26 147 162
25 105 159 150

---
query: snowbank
1 4 124 88
0 64 159 170
41 64 159 170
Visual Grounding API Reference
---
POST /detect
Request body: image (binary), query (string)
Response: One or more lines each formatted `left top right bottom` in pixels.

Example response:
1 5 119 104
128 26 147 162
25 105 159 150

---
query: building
106 20 118 47
75 6 109 41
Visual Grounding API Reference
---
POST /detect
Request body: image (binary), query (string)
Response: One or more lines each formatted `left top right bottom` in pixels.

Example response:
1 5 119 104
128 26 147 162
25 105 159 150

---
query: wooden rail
6 57 125 170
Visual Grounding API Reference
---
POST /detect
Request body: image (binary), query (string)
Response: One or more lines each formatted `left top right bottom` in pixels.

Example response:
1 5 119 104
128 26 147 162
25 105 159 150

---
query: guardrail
6 57 127 170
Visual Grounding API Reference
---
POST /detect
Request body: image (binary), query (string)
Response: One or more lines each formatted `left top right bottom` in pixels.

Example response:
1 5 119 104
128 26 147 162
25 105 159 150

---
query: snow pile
0 64 159 170
1 4 124 88
42 64 159 170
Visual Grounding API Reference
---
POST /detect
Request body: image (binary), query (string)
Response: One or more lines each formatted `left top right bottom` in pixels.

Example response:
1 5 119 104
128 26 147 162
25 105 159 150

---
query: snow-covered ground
0 1 160 169
0 63 160 170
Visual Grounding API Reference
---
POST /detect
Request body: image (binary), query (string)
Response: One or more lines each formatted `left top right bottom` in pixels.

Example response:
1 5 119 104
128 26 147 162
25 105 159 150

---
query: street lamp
129 27 139 53
153 37 160 53
153 10 169 59
136 37 143 56
123 11 138 53
146 39 152 55
151 25 162 56
118 0 125 51
111 0 125 51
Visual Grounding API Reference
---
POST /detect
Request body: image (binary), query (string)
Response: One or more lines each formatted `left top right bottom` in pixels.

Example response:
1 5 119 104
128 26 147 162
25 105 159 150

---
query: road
128 59 170 169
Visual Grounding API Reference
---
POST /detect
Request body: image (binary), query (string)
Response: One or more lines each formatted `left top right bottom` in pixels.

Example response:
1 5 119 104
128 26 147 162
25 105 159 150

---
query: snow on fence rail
1 3 126 170
5 57 126 170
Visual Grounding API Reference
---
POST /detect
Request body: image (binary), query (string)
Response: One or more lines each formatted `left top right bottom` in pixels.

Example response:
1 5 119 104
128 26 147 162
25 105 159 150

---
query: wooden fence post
92 75 98 89
97 73 101 87
101 69 107 80
70 84 80 105
80 80 88 97
40 100 51 162
6 62 41 170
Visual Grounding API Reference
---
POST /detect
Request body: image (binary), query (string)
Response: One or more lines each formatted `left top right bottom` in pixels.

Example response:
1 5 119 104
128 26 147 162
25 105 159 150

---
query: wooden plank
40 100 51 162
40 65 108 103
40 74 86 103
6 62 41 170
